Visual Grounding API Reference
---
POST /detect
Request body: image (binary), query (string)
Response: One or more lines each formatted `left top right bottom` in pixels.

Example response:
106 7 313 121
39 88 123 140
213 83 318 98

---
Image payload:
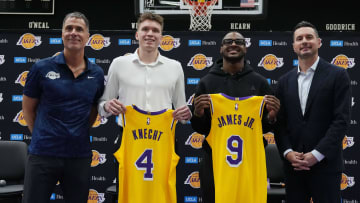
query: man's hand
173 105 191 121
264 95 280 122
193 94 211 117
285 151 310 171
302 152 318 168
104 99 126 115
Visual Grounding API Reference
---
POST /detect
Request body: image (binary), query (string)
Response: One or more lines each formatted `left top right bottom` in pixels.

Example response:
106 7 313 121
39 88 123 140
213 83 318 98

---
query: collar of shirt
297 56 320 75
53 51 95 74
131 48 165 67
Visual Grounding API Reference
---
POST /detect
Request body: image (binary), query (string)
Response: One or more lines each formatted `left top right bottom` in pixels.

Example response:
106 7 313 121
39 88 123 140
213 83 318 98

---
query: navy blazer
274 57 351 173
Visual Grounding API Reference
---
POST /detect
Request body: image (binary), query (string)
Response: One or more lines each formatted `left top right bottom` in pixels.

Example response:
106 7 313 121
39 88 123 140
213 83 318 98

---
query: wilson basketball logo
184 171 200 189
13 110 27 126
342 135 355 150
185 132 205 149
258 54 284 71
88 189 105 203
16 33 42 49
91 150 107 167
340 173 355 190
159 35 180 51
187 54 213 70
263 132 275 144
331 54 355 69
15 71 29 87
92 114 108 128
86 34 111 50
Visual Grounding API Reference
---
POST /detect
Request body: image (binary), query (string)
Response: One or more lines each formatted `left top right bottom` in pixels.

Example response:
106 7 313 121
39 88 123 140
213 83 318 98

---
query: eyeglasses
222 39 246 46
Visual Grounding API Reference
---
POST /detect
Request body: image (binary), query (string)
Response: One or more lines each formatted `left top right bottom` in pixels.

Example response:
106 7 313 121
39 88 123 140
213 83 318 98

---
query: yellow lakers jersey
114 105 179 203
207 94 267 203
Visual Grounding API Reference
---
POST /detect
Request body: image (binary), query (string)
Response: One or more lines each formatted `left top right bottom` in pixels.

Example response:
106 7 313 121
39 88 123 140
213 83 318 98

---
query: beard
221 52 245 64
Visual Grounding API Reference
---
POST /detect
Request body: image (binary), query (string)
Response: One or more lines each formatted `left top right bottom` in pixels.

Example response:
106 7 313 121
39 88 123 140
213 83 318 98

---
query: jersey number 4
135 149 154 181
226 135 243 167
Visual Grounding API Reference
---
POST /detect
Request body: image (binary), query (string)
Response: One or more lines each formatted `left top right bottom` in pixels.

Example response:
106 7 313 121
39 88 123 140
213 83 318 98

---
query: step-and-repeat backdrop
0 30 359 202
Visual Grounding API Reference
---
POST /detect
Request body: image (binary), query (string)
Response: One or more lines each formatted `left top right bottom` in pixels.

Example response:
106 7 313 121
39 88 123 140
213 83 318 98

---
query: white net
183 0 218 31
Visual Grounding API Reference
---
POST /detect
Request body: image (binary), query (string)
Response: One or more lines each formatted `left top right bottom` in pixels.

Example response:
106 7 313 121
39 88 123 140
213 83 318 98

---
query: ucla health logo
184 171 200 189
88 189 105 203
188 40 201 46
343 135 355 150
258 54 284 71
92 114 108 128
264 132 275 144
0 55 4 65
16 33 42 49
185 132 205 149
341 173 355 190
330 40 343 47
86 34 111 50
91 150 107 167
331 54 355 69
15 71 29 87
13 110 27 126
187 54 213 70
159 35 180 51
259 40 272 46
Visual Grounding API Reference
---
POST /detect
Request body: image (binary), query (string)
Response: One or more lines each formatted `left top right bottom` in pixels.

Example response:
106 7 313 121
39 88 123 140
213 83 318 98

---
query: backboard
135 0 266 16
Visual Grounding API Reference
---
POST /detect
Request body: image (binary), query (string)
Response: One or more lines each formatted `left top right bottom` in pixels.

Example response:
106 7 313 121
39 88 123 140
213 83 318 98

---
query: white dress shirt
284 56 325 162
98 49 187 126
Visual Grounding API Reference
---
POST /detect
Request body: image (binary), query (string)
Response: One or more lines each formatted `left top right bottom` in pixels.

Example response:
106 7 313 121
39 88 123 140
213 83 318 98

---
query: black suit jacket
274 58 351 173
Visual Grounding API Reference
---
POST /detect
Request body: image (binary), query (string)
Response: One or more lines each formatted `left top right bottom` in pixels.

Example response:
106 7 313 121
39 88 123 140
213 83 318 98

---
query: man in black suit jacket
274 21 351 203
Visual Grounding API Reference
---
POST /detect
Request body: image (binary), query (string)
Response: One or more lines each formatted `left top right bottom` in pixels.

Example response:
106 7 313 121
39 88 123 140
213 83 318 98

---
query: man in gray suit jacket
274 21 351 203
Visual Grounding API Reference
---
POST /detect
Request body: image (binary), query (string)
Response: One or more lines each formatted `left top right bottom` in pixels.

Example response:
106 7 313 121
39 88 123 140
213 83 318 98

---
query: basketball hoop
183 0 218 31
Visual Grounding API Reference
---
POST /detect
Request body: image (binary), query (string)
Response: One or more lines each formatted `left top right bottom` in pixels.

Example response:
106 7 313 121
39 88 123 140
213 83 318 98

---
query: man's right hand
285 151 310 171
104 99 126 115
193 94 211 117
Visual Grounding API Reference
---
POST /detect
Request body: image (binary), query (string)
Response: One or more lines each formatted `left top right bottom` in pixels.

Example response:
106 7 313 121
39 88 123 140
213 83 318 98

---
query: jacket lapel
289 70 303 117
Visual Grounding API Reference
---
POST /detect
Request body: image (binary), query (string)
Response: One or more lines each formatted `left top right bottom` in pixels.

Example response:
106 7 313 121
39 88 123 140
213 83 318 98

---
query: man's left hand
264 95 280 122
173 105 191 121
302 152 318 168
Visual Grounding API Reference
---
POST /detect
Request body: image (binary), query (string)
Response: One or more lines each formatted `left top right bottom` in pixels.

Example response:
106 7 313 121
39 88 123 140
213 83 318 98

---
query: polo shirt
23 52 104 157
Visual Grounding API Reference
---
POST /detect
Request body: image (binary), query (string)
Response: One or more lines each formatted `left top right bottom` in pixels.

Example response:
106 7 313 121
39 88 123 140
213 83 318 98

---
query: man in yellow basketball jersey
190 31 280 203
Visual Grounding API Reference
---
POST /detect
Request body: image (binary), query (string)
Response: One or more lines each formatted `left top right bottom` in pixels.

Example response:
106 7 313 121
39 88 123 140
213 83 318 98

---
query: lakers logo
159 35 180 51
185 132 205 149
86 34 111 50
258 54 284 71
184 171 200 189
342 135 355 150
15 71 29 87
92 114 108 128
16 33 42 49
52 52 62 57
91 150 107 167
0 55 4 65
187 54 213 70
340 173 355 190
88 189 105 203
13 110 27 126
263 132 276 144
331 54 355 69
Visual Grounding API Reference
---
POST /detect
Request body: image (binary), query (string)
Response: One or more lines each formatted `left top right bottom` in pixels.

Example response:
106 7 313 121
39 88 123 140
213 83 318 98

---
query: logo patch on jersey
16 33 42 49
45 71 60 80
0 55 4 65
258 54 284 71
15 71 29 87
146 117 150 125
263 132 276 144
86 34 111 50
185 132 205 149
187 54 213 70
92 114 108 128
185 171 200 188
331 54 355 69
91 150 107 167
235 103 238 111
340 173 355 190
159 35 180 51
342 135 355 150
13 110 27 126
88 189 105 203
